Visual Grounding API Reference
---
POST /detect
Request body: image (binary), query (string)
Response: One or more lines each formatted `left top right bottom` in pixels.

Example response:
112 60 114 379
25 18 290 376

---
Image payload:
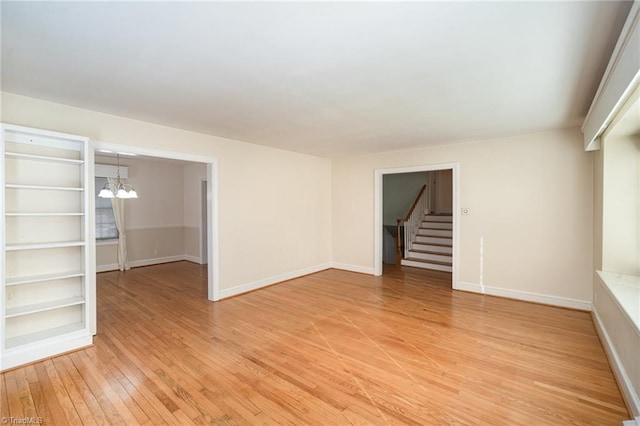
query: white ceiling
1 1 632 158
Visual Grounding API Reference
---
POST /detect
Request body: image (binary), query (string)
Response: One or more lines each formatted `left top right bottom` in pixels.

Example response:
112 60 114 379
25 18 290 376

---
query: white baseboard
183 254 201 264
331 262 375 275
455 281 592 311
97 255 190 273
1 330 92 372
219 263 332 299
593 310 640 418
128 255 186 268
96 263 119 273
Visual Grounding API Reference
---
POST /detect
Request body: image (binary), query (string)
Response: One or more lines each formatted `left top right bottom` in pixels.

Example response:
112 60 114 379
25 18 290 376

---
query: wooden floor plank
54 355 109 425
0 374 10 420
24 365 55 426
42 359 82 426
0 261 631 424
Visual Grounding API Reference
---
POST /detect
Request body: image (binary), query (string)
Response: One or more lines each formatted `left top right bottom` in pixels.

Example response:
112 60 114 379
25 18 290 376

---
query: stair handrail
396 185 428 259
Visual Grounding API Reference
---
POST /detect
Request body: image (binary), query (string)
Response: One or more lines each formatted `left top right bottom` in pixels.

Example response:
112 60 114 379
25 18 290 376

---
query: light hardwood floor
1 262 630 425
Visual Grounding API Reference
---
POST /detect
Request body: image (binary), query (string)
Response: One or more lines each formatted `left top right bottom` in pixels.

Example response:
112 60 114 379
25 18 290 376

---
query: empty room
1 1 639 425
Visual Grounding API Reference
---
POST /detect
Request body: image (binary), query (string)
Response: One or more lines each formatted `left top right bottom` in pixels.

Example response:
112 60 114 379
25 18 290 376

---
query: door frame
200 178 208 265
90 141 220 333
374 162 459 287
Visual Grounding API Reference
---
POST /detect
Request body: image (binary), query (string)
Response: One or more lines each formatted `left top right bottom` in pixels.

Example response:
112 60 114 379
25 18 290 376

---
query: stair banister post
398 185 427 261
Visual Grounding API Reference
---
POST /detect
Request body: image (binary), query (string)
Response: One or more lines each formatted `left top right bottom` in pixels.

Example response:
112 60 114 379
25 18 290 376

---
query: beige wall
125 157 185 229
602 135 640 275
95 155 194 269
2 92 594 304
126 227 185 261
2 92 332 292
183 163 207 262
593 147 604 271
429 169 453 214
333 128 594 303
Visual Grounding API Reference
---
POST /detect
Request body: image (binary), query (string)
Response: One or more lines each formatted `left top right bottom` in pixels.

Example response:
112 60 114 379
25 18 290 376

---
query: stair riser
421 221 452 229
415 235 452 244
411 243 452 254
423 215 452 222
408 251 451 262
418 229 452 237
401 259 453 272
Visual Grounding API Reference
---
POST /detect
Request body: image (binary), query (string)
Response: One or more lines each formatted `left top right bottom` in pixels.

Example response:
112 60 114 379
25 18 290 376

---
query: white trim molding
91 140 220 302
593 310 640 418
96 239 118 247
183 254 201 264
373 162 459 287
455 281 592 311
218 263 331 299
96 263 119 273
125 225 185 231
331 263 375 275
1 330 92 372
96 255 191 273
582 1 640 150
95 163 129 179
129 255 187 269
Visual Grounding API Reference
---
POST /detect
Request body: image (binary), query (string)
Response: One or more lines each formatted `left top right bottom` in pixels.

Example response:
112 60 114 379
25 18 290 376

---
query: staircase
401 213 452 272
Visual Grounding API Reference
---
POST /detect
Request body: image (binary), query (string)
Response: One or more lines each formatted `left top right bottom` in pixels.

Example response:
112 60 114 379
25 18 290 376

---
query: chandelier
98 154 138 199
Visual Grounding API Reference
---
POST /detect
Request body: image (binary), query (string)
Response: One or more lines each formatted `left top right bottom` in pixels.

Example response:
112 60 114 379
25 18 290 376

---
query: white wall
1 92 332 295
333 128 594 306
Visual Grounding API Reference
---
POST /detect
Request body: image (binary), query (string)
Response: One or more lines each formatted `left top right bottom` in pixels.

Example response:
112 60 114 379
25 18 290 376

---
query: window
95 177 118 240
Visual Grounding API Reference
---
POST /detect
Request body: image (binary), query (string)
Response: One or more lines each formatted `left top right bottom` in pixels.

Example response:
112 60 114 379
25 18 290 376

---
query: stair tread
416 234 451 239
409 249 452 256
413 242 452 247
422 221 453 225
418 227 452 231
404 258 452 266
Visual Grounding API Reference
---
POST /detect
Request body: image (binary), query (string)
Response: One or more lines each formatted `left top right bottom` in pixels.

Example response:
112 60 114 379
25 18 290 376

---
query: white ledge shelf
597 271 640 333
5 184 84 191
5 296 85 319
5 152 84 164
6 241 85 251
6 212 84 217
6 270 84 287
5 322 87 350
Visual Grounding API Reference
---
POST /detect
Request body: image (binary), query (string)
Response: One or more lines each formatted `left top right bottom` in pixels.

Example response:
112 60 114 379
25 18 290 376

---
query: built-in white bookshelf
1 123 93 371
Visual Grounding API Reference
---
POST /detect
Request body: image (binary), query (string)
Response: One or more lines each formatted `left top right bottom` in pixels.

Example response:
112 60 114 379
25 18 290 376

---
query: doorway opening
90 141 219 334
374 163 458 287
